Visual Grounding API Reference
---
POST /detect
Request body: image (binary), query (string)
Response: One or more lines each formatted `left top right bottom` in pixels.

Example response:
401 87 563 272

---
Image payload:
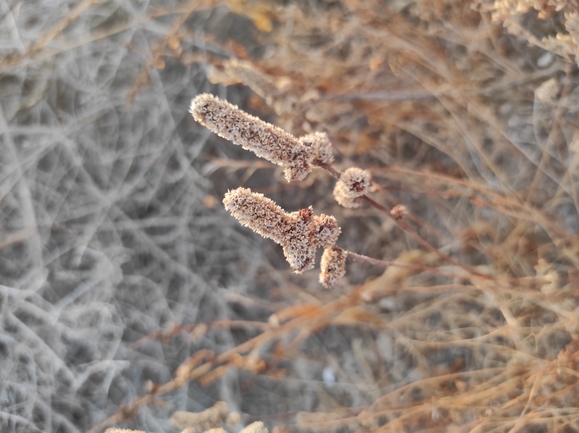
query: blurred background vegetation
1 0 579 432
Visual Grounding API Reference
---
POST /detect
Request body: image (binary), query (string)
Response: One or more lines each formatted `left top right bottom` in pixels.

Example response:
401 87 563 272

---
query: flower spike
191 94 333 181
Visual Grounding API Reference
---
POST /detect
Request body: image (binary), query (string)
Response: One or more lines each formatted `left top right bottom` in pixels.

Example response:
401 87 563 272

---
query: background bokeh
1 1 579 432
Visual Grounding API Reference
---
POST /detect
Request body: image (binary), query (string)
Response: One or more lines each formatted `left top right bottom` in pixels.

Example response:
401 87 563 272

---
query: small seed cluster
190 94 333 182
333 167 372 208
223 188 340 274
319 247 347 289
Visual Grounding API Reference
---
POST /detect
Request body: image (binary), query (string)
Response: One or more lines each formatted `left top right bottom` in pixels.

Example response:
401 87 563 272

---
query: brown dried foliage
83 0 579 432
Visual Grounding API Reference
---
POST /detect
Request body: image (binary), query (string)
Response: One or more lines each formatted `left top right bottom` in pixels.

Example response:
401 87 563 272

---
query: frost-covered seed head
333 167 372 208
223 188 341 273
190 94 315 181
319 247 347 288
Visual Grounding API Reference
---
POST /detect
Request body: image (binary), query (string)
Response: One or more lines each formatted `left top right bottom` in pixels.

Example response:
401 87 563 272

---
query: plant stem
345 250 476 280
319 163 493 280
362 195 493 280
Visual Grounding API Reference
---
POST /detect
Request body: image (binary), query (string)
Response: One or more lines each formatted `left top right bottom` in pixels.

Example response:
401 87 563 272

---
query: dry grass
1 0 579 433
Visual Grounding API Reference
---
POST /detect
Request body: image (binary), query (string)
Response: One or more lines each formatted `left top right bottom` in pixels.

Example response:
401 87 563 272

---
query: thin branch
345 250 475 280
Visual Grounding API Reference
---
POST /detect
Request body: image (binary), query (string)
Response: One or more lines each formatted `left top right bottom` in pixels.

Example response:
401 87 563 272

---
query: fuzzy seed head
190 94 315 181
319 247 347 288
223 188 341 273
333 167 372 208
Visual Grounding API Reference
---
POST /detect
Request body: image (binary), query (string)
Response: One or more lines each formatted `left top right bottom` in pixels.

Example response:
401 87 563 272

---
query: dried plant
194 97 389 283
221 186 418 285
481 0 579 63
